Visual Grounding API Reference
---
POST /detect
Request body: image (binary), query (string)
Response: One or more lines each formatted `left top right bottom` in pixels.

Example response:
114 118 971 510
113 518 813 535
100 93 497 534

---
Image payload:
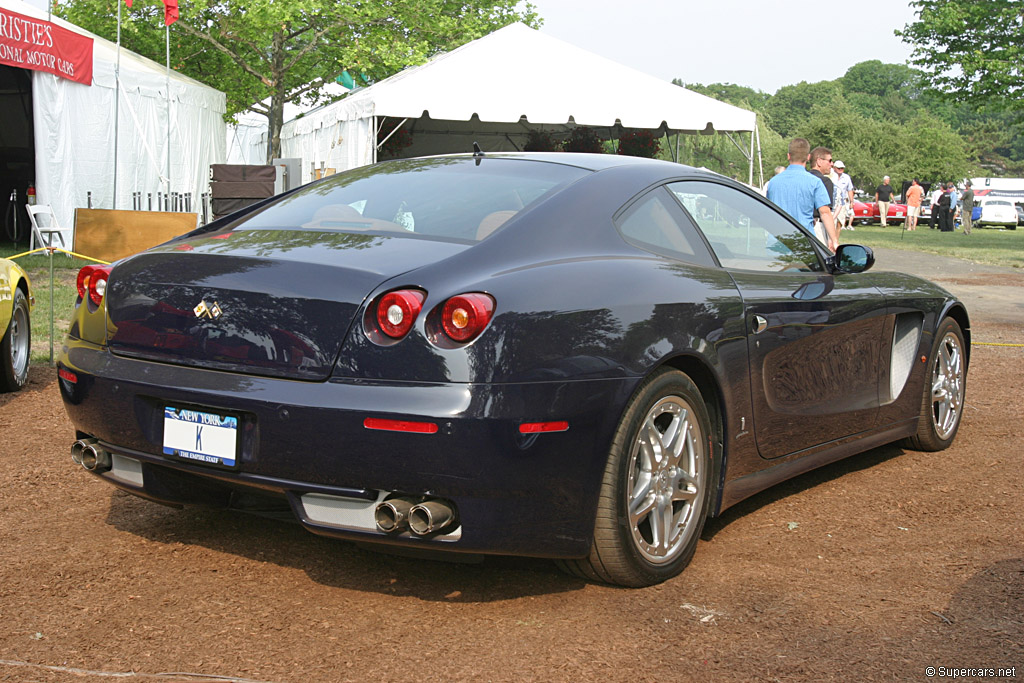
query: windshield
986 200 1012 207
234 157 589 242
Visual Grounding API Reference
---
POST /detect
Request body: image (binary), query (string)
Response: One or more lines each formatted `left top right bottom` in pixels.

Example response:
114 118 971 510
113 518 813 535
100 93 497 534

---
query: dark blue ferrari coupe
59 153 969 587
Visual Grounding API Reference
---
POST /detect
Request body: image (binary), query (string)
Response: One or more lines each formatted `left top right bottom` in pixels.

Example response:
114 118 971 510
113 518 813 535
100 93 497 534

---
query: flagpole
113 0 121 210
165 23 171 209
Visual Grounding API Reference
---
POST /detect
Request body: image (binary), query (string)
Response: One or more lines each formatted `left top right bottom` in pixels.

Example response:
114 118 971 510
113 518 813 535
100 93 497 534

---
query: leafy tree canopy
673 80 770 112
841 60 922 99
59 0 539 161
762 80 844 138
899 0 1024 113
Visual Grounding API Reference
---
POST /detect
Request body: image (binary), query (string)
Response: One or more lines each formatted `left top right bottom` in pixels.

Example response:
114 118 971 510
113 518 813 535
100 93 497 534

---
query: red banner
0 7 93 85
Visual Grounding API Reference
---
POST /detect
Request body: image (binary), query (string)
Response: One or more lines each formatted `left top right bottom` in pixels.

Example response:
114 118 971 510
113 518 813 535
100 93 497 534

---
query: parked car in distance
852 200 907 225
59 153 971 587
0 257 32 392
975 197 1018 230
1015 204 1024 226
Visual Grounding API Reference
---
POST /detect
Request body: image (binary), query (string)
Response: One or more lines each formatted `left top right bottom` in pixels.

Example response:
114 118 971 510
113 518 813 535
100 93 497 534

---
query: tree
841 60 922 99
59 0 539 161
674 80 770 112
762 80 844 138
899 0 1024 113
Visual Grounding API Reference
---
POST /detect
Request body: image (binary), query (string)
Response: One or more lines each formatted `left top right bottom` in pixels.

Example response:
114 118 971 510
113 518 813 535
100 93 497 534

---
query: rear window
234 157 589 242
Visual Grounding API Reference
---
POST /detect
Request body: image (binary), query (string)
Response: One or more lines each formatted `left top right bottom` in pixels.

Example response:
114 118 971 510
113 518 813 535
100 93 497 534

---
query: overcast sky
525 0 921 94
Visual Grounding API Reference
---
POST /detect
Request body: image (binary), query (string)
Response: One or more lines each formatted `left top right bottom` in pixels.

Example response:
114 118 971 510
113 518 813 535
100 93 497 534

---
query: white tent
1 0 226 235
271 23 760 186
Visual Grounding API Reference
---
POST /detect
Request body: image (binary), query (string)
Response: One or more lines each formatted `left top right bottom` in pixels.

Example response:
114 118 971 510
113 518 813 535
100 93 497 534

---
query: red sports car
852 200 907 225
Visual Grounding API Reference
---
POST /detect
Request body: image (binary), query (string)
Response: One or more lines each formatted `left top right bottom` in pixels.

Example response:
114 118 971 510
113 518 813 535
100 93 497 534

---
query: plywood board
74 209 198 263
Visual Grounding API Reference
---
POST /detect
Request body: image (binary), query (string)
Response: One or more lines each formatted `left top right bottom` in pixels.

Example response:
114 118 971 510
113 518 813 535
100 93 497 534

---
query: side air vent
887 312 924 402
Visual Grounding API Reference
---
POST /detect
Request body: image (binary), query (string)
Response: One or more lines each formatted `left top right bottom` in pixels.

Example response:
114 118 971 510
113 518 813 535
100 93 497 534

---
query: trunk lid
105 230 467 380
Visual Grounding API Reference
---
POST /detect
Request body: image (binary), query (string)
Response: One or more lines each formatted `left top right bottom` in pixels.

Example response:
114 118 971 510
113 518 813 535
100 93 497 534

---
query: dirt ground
1 251 1021 682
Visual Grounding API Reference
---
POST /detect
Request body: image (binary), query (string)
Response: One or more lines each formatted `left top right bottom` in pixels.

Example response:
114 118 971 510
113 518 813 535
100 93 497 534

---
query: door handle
752 315 768 334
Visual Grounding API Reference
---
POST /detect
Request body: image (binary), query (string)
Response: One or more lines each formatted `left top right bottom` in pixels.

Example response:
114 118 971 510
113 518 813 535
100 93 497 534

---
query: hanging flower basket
562 127 603 154
617 130 661 158
378 127 413 159
524 130 557 152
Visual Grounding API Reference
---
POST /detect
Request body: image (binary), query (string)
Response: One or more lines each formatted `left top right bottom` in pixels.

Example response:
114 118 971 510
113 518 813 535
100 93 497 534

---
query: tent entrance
0 65 35 247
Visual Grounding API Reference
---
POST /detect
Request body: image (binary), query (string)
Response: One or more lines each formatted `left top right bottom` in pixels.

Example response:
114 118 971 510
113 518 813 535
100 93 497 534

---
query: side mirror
831 244 874 274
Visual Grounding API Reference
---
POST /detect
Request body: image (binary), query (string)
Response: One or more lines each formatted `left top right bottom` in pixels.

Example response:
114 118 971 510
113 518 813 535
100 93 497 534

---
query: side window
668 181 824 273
616 188 715 266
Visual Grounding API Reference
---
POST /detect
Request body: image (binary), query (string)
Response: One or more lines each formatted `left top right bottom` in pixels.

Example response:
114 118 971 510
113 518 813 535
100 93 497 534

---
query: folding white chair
26 204 72 253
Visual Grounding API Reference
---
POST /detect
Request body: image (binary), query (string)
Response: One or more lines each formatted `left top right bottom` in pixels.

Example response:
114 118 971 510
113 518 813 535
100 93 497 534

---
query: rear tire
0 288 30 392
902 317 966 451
559 369 713 587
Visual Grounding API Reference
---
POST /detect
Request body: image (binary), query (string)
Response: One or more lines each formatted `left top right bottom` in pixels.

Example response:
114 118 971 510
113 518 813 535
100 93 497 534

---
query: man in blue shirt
767 138 837 250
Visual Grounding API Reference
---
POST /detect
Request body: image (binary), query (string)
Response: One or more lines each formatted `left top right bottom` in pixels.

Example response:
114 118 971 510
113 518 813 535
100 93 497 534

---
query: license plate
896 211 904 217
163 406 239 467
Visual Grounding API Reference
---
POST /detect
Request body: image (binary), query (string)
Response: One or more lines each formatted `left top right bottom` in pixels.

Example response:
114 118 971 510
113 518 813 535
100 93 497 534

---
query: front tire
0 287 30 392
559 369 713 587
903 317 966 451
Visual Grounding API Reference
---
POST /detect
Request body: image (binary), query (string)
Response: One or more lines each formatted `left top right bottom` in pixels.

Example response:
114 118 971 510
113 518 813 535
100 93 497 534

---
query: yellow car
0 258 32 391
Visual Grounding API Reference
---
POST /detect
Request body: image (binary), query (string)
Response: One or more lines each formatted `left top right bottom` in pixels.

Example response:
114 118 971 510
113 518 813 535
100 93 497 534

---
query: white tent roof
338 22 755 133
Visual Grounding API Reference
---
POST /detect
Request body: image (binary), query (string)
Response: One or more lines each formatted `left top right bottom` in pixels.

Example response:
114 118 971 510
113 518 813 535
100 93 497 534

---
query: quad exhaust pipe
375 496 457 536
71 438 111 472
408 500 457 536
374 496 419 533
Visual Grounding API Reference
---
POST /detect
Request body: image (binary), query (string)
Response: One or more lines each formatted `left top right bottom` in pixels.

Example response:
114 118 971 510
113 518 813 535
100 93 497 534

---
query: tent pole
165 24 171 209
376 118 408 150
755 124 764 188
113 0 121 210
748 128 754 186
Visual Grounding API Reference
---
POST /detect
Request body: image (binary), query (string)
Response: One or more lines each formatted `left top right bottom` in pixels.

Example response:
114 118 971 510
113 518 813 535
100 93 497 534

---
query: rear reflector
363 418 439 434
519 421 569 434
58 368 78 383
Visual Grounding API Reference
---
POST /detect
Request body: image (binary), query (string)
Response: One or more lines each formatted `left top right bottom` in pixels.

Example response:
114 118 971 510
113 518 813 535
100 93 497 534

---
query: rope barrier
5 246 110 366
7 246 110 264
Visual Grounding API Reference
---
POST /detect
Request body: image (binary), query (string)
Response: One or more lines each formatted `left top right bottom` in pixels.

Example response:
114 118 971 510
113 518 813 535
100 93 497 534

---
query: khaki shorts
908 205 921 218
834 204 851 224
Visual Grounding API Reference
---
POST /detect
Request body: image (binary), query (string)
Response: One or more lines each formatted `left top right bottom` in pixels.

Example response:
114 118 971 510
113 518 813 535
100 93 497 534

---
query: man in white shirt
832 161 855 230
929 185 944 229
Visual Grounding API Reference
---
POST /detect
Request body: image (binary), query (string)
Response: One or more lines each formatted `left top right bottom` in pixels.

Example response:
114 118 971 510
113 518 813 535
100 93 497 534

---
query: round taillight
376 289 425 339
441 293 494 342
90 272 108 305
76 265 112 305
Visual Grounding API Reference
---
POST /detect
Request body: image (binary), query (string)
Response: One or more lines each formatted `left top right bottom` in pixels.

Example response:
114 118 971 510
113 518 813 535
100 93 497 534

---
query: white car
976 197 1018 230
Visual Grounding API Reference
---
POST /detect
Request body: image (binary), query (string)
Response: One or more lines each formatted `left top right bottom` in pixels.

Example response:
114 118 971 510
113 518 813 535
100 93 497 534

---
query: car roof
417 151 714 175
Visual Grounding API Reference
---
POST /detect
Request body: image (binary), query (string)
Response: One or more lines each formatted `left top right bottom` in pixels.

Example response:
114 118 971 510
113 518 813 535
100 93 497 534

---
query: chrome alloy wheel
931 331 965 440
626 396 706 565
9 302 28 380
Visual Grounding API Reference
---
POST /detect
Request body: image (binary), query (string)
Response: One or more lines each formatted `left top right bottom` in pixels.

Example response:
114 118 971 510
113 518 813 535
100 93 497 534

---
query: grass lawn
844 223 1024 269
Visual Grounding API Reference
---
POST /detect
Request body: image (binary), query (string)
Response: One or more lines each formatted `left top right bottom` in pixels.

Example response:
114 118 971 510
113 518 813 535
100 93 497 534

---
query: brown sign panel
74 209 197 263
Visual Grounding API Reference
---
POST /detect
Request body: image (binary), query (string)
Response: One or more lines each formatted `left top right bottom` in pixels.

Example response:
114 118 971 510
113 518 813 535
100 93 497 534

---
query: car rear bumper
59 339 640 559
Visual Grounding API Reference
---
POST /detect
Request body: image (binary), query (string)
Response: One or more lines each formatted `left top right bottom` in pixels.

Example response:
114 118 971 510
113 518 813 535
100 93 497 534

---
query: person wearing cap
905 178 924 231
833 161 855 230
960 180 975 235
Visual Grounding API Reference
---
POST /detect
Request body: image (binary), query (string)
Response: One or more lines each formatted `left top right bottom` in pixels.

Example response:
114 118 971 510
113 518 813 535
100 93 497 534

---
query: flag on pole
124 0 132 8
161 0 178 26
